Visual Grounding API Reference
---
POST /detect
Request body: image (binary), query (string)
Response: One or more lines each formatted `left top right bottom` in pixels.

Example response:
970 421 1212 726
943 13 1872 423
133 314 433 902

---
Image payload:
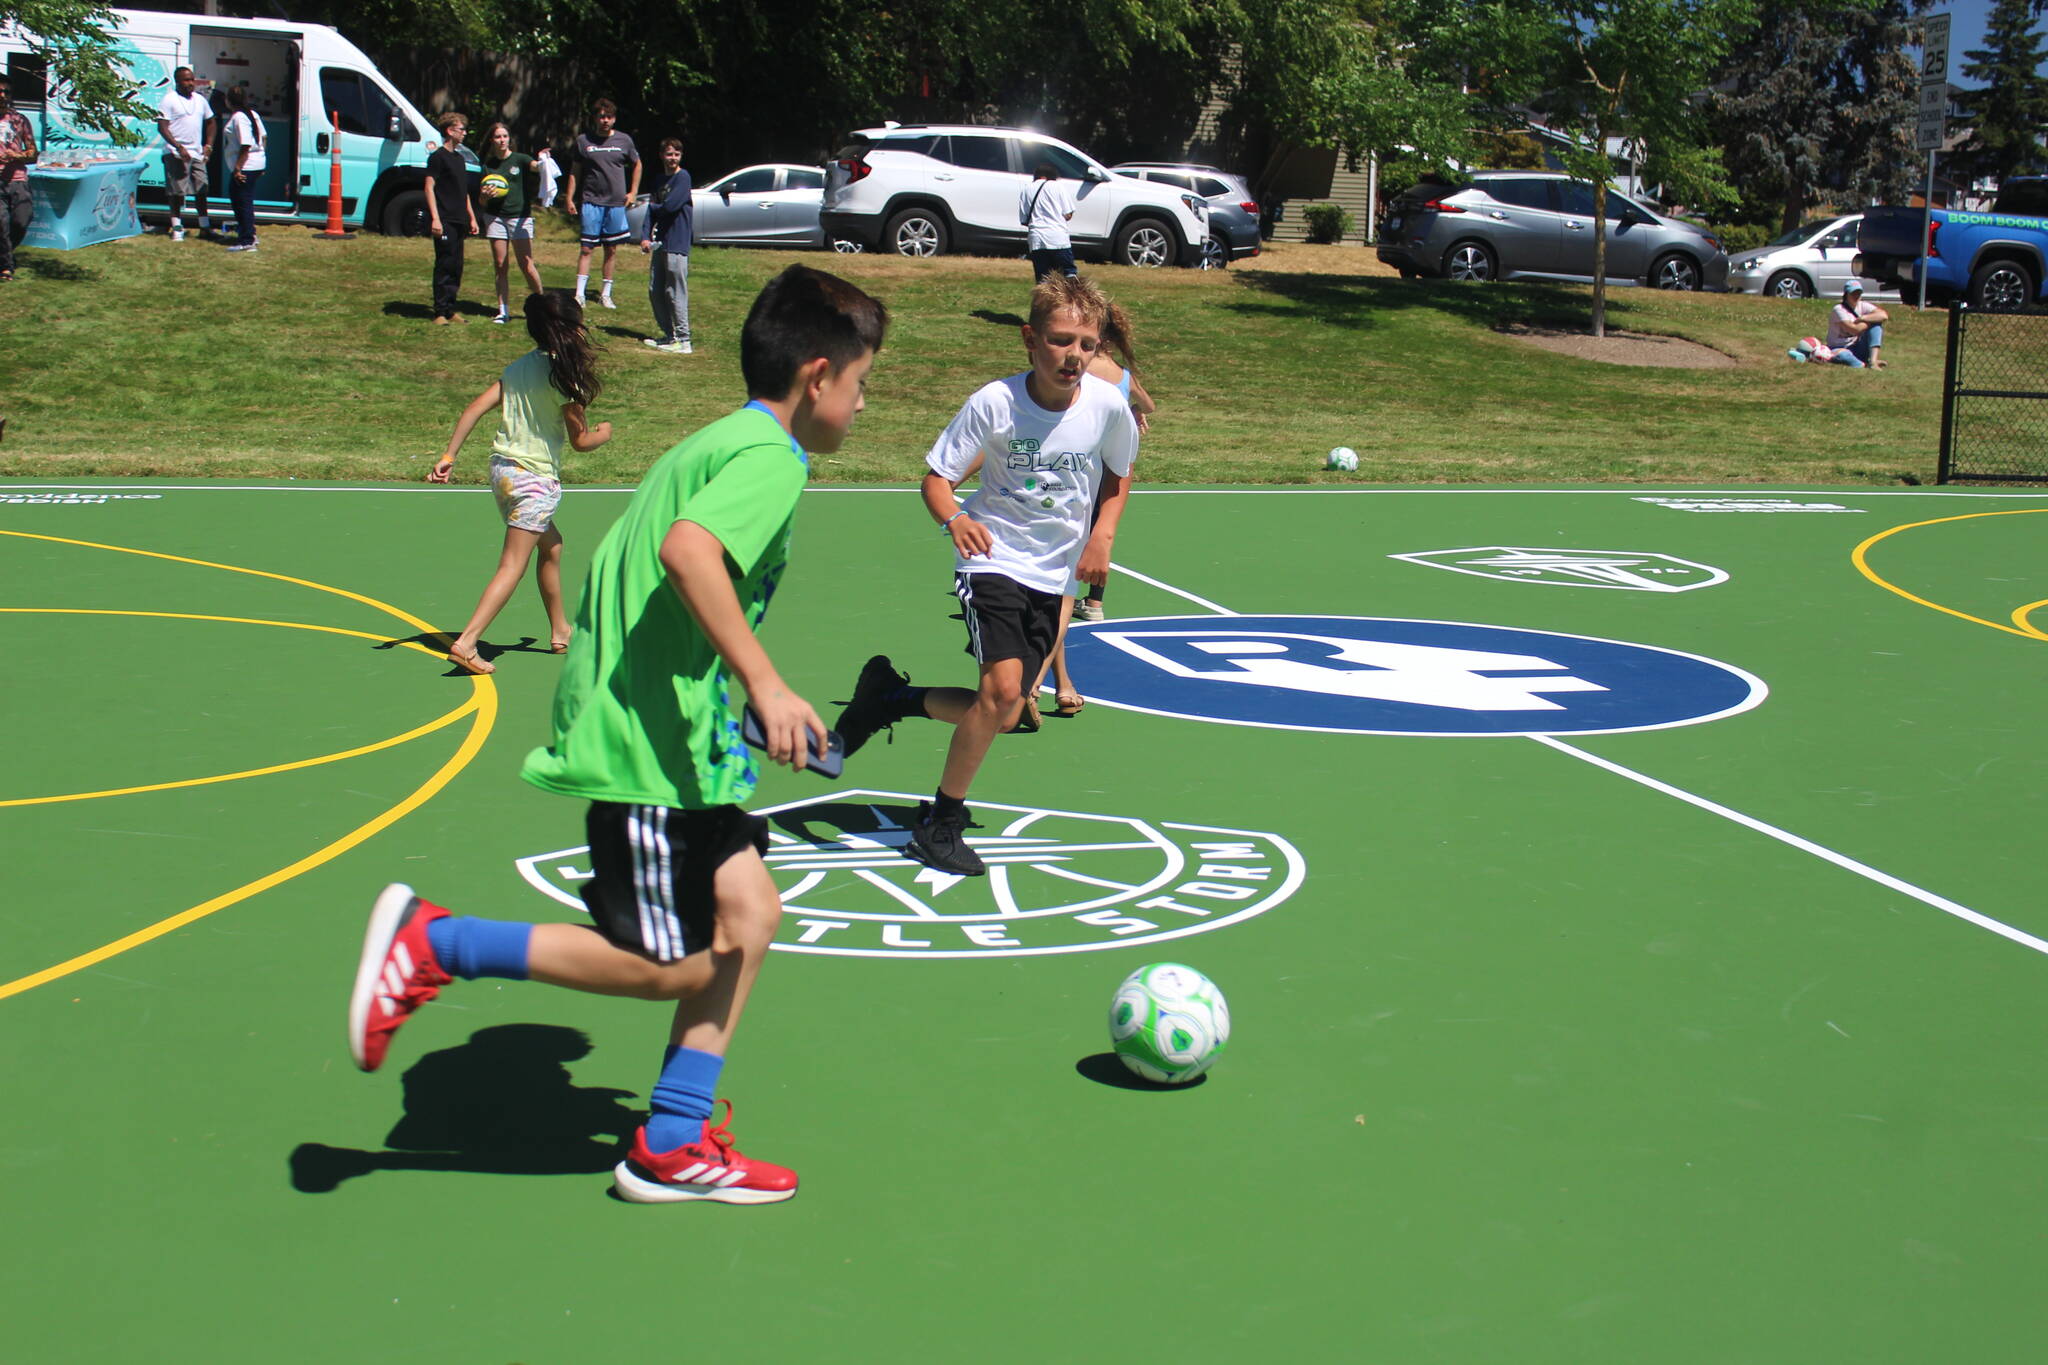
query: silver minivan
1724 215 1875 299
1377 171 1729 290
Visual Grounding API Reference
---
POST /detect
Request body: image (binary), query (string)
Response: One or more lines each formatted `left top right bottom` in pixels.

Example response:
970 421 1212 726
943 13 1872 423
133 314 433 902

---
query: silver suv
1377 172 1729 290
823 123 1208 267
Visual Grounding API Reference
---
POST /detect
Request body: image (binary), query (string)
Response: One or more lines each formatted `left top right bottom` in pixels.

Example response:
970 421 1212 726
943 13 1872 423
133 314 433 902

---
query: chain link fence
1940 305 2048 483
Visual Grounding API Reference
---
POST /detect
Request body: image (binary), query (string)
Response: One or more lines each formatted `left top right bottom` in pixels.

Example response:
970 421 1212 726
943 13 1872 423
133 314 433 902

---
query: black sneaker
834 654 911 757
904 801 986 876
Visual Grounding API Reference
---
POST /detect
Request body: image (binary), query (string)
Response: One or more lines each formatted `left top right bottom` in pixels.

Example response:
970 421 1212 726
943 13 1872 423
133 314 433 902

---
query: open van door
190 26 296 214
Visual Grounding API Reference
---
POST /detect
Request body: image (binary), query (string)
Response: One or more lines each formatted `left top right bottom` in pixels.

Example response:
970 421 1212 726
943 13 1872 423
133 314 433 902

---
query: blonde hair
1027 273 1111 332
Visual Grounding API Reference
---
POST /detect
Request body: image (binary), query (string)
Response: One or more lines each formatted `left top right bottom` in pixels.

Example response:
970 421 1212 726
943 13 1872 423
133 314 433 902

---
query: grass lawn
0 221 1940 485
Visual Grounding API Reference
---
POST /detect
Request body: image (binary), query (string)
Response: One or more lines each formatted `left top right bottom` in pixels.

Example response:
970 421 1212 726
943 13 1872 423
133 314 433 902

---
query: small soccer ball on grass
1108 962 1230 1084
1326 446 1359 472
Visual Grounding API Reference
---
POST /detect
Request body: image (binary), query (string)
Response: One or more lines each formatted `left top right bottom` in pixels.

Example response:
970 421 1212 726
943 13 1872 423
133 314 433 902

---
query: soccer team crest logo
1390 546 1728 592
517 790 1305 959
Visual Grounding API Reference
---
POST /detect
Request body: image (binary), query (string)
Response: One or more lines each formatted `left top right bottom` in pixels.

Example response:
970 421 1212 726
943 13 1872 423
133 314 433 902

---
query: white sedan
631 163 848 248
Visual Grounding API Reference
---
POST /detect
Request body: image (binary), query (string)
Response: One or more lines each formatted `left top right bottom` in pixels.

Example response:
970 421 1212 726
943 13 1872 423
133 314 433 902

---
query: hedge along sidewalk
0 229 1939 487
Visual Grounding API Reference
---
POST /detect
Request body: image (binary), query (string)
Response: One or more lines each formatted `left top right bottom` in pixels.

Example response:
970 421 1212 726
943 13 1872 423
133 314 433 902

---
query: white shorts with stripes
579 801 769 963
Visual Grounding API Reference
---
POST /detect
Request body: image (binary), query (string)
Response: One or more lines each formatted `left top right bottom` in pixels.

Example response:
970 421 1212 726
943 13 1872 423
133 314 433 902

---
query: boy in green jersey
347 265 887 1205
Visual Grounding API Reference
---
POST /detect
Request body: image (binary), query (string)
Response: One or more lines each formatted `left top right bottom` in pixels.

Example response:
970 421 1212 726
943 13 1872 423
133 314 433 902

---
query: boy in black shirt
424 113 479 324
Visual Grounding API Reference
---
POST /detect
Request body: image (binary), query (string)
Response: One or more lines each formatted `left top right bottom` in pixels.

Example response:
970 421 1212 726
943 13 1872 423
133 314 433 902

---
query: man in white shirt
1019 161 1077 282
1824 281 1888 369
156 67 215 240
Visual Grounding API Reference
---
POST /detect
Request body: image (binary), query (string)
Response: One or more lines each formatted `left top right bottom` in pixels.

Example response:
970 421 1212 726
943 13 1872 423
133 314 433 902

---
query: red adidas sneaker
347 883 452 1072
612 1100 799 1205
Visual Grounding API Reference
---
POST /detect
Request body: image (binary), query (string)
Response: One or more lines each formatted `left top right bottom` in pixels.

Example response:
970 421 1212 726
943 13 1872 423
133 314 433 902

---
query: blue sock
425 917 532 981
646 1045 724 1152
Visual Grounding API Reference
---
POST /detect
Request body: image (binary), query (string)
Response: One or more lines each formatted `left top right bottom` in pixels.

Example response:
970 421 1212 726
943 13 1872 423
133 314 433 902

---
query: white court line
7 482 2048 500
1530 736 2048 957
1114 568 2046 959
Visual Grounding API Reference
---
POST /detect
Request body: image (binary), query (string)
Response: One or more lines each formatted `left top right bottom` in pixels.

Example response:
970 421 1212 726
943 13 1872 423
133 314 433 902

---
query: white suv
822 123 1208 267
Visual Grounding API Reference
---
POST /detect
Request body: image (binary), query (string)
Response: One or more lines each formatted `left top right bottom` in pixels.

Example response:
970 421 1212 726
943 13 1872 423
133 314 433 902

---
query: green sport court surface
3 478 2044 1363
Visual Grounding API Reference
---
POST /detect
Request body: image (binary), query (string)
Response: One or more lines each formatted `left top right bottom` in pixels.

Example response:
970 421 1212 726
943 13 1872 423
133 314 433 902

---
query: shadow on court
374 632 560 676
970 309 1027 328
288 1024 638 1193
1074 1053 1207 1091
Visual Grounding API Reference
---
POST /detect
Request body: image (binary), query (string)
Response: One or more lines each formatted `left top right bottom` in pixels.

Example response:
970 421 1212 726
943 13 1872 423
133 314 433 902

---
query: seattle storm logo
516 789 1305 959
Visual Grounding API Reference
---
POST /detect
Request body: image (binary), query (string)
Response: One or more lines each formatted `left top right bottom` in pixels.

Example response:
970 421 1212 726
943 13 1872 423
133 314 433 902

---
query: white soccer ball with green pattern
1108 962 1230 1084
1326 446 1359 471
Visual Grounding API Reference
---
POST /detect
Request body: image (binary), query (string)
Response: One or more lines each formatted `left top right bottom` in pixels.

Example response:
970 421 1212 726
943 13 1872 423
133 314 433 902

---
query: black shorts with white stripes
955 570 1062 680
580 802 770 963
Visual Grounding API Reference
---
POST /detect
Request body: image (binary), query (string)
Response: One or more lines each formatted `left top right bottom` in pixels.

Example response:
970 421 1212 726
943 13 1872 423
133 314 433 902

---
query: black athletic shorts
956 570 1062 679
581 801 769 963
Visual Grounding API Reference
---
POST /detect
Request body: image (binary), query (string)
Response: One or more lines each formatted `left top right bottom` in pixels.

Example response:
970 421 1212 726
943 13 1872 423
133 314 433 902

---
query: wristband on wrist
940 511 965 532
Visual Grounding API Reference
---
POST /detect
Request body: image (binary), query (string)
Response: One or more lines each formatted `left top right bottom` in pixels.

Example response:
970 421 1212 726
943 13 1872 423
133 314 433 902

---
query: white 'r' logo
1094 631 1609 712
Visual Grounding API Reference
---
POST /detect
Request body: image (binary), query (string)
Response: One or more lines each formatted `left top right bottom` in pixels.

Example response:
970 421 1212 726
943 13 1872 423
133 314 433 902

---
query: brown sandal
1008 696 1042 733
446 642 495 675
1052 692 1085 718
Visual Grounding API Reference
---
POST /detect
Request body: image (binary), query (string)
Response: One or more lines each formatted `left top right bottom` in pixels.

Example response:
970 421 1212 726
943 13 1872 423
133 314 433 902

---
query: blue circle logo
1062 615 1765 736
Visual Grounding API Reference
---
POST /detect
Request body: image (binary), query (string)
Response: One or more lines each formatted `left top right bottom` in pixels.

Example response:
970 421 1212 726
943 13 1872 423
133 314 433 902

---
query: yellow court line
0 533 498 1001
2015 599 2048 634
1850 509 2048 643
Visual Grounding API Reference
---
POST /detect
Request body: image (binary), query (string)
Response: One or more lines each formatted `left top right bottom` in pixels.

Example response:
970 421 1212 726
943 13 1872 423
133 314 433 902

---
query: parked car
1377 171 1729 290
626 162 841 248
1860 177 2048 310
1725 215 1875 298
1111 162 1262 268
822 123 1208 267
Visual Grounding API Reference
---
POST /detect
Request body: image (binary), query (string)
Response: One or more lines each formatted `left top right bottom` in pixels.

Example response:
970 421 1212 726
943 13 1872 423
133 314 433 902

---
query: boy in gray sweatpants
639 137 693 355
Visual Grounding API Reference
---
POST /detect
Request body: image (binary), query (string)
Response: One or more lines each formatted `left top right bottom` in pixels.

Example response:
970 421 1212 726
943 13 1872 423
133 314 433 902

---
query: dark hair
593 97 617 117
659 137 683 154
173 66 193 80
1034 162 1057 180
524 291 602 408
482 119 511 145
740 265 888 400
224 85 264 148
1027 273 1110 332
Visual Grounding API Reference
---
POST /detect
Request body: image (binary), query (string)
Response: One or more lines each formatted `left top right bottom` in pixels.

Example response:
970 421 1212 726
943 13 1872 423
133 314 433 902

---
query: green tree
1956 0 2048 187
4 0 156 141
1708 1 1924 234
1501 0 1759 336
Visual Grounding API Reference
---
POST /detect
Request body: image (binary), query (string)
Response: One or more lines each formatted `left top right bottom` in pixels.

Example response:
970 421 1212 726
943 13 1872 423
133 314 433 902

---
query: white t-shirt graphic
928 372 1138 594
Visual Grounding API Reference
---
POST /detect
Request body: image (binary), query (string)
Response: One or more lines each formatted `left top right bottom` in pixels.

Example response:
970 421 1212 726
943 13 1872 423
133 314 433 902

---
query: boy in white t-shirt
833 274 1137 875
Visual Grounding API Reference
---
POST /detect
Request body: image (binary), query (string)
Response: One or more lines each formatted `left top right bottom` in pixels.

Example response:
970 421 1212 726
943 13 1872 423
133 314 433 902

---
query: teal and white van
0 7 471 234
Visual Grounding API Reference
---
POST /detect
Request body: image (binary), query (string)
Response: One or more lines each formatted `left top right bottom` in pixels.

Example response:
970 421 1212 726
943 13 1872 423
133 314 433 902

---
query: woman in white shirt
222 85 266 252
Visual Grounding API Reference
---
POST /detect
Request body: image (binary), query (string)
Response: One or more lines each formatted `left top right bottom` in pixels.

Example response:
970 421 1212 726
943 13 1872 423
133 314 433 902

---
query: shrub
1713 222 1774 254
1303 203 1354 244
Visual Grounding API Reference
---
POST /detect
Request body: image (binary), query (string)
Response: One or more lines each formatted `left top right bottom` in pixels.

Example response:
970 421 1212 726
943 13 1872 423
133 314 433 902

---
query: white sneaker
648 339 690 355
1075 600 1105 622
574 292 586 306
493 312 509 325
600 294 616 310
170 228 185 242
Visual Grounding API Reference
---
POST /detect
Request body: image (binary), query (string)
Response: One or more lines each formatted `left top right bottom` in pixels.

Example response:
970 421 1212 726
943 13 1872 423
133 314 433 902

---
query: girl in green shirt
428 291 612 674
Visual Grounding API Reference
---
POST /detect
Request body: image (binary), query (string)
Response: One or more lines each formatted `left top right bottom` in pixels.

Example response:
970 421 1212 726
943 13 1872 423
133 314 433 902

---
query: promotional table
23 152 146 250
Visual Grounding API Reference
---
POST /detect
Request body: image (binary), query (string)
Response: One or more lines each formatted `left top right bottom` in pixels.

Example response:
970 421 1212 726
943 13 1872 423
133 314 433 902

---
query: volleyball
480 172 511 203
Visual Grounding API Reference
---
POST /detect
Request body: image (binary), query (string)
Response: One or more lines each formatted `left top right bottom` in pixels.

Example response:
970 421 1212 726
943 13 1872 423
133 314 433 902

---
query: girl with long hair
428 291 611 673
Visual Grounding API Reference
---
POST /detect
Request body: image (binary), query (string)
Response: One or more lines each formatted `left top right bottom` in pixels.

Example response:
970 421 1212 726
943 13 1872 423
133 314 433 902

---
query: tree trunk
1591 180 1608 339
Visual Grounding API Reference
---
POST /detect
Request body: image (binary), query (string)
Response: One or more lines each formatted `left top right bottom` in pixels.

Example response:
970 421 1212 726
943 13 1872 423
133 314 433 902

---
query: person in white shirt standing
221 85 266 251
1019 161 1077 282
156 67 215 241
